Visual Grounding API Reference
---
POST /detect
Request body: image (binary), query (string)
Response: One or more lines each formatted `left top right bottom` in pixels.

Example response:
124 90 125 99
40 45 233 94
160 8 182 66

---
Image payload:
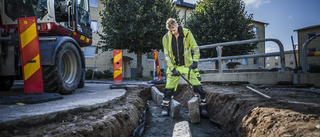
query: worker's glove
189 61 198 69
172 68 181 76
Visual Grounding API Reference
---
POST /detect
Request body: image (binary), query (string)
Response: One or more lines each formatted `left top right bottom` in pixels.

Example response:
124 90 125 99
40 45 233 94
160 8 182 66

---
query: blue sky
184 0 320 52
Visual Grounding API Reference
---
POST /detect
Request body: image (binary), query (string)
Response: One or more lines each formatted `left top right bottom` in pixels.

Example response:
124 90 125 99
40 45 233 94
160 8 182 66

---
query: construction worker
161 18 207 116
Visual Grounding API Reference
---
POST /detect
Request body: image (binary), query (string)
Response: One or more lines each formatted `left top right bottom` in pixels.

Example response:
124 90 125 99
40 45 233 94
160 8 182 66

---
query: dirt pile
0 88 150 137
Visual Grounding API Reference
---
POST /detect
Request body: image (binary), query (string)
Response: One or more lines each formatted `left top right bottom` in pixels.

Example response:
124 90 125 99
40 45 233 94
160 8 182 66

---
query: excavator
0 0 92 94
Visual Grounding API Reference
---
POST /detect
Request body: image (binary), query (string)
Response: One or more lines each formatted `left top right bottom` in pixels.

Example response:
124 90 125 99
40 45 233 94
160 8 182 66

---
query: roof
173 0 196 9
251 20 269 25
294 24 320 32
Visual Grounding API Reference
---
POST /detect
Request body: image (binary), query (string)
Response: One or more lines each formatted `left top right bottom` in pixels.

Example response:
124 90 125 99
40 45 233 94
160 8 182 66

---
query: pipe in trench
246 86 271 99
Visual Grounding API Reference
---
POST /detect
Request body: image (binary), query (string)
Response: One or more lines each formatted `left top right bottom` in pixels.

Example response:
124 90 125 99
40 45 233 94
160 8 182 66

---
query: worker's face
169 25 179 35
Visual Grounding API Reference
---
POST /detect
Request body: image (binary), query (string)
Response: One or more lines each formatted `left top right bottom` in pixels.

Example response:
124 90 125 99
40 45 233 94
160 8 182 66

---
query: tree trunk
136 50 143 78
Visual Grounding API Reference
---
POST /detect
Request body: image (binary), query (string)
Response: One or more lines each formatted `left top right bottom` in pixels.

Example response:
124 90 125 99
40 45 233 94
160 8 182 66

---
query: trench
1 83 319 136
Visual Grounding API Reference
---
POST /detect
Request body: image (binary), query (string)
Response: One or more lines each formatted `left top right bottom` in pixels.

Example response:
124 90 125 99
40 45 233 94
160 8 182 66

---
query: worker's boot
161 88 174 116
161 100 170 116
194 85 207 117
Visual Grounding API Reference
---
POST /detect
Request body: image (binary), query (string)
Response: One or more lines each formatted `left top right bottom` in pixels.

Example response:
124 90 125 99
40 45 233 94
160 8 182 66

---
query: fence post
216 46 223 73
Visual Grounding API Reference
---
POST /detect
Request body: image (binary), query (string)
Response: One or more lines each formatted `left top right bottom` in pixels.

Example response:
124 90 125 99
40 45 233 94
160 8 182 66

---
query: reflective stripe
193 47 199 51
184 54 189 57
184 48 188 51
166 59 172 63
194 51 200 54
169 51 171 55
165 54 169 57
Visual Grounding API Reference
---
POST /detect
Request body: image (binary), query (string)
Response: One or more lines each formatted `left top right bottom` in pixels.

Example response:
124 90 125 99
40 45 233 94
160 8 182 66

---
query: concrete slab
0 83 126 126
172 121 192 137
188 97 200 124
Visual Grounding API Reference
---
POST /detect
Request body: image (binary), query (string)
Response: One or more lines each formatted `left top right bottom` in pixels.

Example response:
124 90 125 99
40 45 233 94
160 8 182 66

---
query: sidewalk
0 83 126 126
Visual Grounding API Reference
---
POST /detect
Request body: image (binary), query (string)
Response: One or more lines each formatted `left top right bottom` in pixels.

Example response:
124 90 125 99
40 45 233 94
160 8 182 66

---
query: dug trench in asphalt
1 81 320 136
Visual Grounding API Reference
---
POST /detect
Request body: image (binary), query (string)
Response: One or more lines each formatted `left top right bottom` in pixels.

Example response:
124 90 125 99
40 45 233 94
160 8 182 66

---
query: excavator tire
43 42 82 94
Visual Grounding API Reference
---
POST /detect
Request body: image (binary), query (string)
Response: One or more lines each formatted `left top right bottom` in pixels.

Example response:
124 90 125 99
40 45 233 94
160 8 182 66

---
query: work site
0 0 320 137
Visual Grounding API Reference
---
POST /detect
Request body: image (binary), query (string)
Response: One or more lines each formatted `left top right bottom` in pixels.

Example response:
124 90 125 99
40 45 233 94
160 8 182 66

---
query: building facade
239 20 268 69
294 24 320 70
265 50 299 69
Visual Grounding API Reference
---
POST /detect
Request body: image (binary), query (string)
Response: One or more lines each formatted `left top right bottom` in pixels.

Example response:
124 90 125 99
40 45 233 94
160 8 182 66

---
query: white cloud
243 0 271 9
288 15 293 19
265 46 278 53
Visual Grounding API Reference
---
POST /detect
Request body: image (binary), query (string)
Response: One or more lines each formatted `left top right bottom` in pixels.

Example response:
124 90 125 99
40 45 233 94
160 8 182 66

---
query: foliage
85 69 113 80
186 0 255 58
99 0 179 77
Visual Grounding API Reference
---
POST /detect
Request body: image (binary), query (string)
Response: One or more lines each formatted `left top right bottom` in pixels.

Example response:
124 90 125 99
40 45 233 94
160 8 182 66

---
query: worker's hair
166 18 178 30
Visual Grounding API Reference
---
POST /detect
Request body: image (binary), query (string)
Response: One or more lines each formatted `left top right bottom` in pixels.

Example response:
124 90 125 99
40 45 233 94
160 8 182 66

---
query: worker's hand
189 61 198 69
172 68 181 76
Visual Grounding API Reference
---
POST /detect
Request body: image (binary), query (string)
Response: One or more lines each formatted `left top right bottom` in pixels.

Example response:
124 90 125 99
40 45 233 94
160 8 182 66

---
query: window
91 20 98 32
83 46 98 57
242 58 248 65
89 0 98 7
275 62 279 66
275 56 279 60
253 58 259 65
255 43 259 50
266 57 270 60
289 54 294 59
253 27 259 35
76 0 90 34
290 62 294 65
308 48 316 53
266 63 270 67
307 32 316 40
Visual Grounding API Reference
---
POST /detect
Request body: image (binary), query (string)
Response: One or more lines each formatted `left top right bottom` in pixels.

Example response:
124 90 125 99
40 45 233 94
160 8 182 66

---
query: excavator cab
0 0 92 46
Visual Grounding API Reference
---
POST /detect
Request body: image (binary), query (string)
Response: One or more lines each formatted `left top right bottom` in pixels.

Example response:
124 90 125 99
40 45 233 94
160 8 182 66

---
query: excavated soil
1 83 320 137
0 87 150 137
202 84 320 137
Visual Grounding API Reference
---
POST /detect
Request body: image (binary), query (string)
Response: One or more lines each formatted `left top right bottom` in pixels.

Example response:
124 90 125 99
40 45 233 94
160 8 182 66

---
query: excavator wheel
43 42 82 94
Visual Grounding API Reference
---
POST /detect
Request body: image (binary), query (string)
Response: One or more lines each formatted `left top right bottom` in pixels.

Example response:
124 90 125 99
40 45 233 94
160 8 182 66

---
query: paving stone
169 99 181 119
151 86 164 105
172 121 192 137
188 97 200 123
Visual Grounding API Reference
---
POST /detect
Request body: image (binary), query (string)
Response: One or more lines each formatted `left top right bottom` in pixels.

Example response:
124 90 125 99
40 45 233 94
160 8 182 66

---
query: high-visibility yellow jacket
162 28 200 72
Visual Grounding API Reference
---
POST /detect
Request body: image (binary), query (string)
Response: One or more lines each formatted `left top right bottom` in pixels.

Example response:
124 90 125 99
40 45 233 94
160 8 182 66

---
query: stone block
151 86 164 105
172 121 192 137
188 97 200 123
169 99 181 119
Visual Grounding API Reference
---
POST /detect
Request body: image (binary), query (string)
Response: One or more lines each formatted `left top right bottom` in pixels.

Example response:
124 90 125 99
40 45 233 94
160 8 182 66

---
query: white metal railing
198 38 285 73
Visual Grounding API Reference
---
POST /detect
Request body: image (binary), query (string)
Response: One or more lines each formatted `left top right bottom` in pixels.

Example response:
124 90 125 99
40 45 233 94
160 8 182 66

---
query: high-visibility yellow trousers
165 66 201 91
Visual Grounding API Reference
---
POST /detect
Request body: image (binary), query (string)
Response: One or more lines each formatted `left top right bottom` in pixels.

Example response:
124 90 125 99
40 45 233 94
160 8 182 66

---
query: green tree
99 0 179 77
187 0 255 58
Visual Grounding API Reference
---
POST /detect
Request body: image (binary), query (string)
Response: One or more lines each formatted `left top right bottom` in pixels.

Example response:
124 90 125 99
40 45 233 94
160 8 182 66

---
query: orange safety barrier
17 17 43 93
113 50 122 84
153 50 162 80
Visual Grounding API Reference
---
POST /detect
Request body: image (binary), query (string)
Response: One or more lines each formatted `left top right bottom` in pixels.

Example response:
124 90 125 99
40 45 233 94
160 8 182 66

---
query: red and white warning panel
113 50 123 84
153 49 162 80
18 17 43 93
